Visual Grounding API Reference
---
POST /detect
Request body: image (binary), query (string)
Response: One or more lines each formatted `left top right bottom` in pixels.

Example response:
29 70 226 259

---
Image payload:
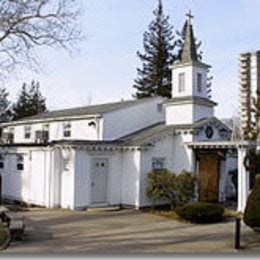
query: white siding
103 98 164 140
60 149 75 209
73 150 123 209
1 149 48 206
165 103 194 125
3 118 100 143
165 103 214 125
121 150 141 207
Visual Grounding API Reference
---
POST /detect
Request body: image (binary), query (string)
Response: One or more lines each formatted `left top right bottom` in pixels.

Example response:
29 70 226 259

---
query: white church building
0 16 251 211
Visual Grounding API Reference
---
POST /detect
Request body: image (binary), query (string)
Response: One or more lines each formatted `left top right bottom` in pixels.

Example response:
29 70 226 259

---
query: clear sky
5 0 260 118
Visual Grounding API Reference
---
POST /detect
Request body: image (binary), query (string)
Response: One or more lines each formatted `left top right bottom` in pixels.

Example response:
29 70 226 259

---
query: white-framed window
0 154 4 169
16 155 24 171
157 103 163 113
24 126 31 139
5 127 14 144
152 157 166 170
178 73 185 92
42 124 49 131
197 73 202 92
63 122 71 137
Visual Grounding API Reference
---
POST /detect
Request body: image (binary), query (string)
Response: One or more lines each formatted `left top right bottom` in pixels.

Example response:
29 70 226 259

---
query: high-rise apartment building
239 51 260 139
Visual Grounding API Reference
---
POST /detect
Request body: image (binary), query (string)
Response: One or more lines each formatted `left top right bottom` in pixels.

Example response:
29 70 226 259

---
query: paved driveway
2 208 260 254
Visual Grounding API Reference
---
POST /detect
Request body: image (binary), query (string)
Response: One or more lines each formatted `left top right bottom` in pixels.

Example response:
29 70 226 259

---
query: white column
237 146 250 212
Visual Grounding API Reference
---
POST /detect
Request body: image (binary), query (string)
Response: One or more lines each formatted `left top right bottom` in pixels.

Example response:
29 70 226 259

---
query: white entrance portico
187 141 253 212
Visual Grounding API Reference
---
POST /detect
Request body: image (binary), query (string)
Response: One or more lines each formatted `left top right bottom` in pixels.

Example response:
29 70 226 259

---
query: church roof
164 96 217 107
117 117 231 146
3 97 160 125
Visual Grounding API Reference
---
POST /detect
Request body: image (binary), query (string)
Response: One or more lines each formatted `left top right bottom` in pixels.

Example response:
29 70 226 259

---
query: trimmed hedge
175 202 225 223
244 175 260 229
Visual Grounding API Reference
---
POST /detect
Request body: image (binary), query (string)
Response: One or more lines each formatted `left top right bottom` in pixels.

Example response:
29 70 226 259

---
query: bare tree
0 0 82 78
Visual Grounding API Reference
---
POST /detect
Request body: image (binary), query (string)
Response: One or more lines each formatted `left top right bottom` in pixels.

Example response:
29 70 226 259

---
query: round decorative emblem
205 126 214 139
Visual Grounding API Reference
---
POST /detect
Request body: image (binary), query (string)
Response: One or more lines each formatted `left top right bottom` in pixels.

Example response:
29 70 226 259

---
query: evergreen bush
244 175 260 229
175 203 224 223
146 169 196 209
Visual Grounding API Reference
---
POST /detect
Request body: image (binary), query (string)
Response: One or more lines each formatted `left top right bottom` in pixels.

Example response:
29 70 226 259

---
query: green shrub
244 175 260 229
175 202 224 223
146 169 196 209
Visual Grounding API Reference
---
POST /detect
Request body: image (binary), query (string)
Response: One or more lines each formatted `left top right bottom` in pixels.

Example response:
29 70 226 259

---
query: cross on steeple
186 9 194 24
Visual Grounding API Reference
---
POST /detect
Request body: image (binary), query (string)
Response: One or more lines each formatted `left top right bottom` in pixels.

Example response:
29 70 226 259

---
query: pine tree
12 80 47 120
133 0 176 99
0 88 11 123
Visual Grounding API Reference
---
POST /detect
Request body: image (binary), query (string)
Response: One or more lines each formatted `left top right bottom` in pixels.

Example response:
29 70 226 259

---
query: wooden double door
198 154 220 203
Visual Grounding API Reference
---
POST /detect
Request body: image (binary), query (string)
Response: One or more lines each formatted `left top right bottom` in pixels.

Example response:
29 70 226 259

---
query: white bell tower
165 11 217 125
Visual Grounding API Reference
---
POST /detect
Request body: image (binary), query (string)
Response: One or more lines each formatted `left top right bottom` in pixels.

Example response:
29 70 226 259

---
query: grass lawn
0 222 7 248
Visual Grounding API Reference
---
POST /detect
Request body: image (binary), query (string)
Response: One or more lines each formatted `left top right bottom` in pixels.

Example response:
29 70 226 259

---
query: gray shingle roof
12 98 158 123
118 117 231 146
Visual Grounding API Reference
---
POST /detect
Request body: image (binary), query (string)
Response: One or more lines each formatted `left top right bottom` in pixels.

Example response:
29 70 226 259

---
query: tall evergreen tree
0 88 11 122
133 0 176 99
12 80 47 120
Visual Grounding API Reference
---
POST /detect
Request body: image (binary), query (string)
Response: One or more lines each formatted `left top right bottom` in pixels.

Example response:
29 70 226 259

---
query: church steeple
180 10 198 63
165 11 216 126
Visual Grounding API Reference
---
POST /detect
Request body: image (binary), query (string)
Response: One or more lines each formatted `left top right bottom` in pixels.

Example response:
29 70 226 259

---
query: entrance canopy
186 140 256 212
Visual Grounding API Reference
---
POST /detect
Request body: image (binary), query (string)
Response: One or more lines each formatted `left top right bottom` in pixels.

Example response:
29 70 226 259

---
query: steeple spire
180 10 198 63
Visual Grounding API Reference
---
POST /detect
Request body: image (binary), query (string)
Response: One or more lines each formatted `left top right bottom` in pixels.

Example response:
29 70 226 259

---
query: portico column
237 146 250 212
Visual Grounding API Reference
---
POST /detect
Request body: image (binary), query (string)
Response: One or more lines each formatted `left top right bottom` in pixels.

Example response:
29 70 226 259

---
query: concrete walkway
2 208 260 254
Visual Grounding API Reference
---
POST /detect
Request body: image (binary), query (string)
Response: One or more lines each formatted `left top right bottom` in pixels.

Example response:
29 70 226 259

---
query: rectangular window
43 124 49 131
197 73 202 92
152 157 166 170
63 122 71 137
157 103 163 113
178 73 185 92
7 127 14 144
17 155 24 171
24 126 31 139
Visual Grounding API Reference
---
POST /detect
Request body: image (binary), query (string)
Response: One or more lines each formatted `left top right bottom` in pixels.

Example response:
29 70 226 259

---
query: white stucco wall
103 98 164 140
